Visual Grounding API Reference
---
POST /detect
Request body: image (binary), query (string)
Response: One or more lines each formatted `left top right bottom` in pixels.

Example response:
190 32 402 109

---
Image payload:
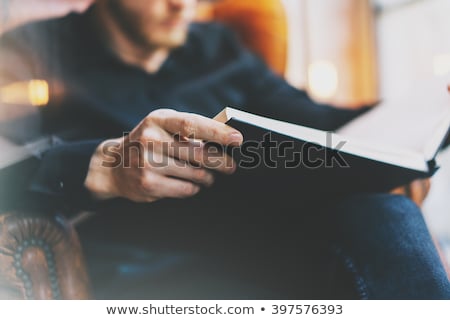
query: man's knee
332 193 450 298
333 192 436 261
335 193 424 231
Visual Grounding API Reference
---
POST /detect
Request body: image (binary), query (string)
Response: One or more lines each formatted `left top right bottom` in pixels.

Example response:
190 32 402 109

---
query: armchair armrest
0 211 91 299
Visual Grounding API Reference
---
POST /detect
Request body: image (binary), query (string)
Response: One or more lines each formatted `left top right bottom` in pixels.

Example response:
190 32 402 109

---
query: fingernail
229 132 243 144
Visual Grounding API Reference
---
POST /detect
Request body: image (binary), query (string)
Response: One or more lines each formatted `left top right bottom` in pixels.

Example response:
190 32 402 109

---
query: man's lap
77 190 355 299
76 191 450 299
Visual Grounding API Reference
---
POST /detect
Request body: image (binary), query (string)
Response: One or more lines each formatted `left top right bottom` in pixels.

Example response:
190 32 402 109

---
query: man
0 0 449 299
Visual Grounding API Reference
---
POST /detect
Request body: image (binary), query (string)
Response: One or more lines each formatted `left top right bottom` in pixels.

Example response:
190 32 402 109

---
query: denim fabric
332 193 450 299
77 192 450 299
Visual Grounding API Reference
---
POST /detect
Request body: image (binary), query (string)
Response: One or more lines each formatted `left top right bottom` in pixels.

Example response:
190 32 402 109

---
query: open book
214 87 450 194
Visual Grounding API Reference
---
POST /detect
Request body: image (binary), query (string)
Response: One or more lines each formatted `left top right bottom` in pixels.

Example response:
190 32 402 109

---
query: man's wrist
84 138 121 200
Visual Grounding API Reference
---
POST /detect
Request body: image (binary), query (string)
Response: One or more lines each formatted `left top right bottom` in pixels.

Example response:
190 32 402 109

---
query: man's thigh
77 193 356 299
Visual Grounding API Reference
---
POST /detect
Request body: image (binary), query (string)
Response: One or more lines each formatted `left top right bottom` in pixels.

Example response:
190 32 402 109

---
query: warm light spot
308 60 338 100
28 80 49 106
433 54 450 76
0 80 49 106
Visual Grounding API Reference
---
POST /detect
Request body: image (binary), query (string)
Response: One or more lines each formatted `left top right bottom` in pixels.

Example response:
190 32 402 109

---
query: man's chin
151 31 189 49
163 39 187 49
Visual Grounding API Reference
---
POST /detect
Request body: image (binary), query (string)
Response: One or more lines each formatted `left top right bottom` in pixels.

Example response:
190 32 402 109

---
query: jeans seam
333 245 369 299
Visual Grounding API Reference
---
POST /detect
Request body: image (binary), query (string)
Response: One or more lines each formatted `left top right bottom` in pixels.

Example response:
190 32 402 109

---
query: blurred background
0 0 449 260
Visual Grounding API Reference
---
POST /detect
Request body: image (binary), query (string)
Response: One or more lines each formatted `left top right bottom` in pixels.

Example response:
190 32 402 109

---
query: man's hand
84 109 243 202
390 178 431 207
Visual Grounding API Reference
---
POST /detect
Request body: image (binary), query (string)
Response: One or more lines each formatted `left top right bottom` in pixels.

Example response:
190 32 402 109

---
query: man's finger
149 109 243 146
168 139 236 174
138 128 237 174
148 154 215 186
140 172 201 200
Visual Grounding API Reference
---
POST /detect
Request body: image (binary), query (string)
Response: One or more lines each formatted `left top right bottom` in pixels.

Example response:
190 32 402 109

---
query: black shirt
0 6 368 210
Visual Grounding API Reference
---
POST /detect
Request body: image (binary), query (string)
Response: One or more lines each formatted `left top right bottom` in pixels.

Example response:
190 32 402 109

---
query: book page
219 107 428 171
337 78 450 159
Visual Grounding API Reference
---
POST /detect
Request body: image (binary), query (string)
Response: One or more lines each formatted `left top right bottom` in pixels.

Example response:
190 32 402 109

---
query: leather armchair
0 211 91 299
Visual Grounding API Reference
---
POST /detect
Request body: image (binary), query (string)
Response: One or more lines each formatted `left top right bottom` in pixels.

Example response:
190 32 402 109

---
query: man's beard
107 1 188 50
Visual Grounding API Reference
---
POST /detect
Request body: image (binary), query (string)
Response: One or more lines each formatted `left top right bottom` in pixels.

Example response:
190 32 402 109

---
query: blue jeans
78 192 450 299
332 193 450 299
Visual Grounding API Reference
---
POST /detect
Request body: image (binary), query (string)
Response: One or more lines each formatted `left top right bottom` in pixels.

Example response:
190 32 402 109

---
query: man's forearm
84 138 122 201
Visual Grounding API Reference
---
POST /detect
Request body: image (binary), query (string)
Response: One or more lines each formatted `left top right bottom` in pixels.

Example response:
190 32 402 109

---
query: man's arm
28 140 103 209
21 109 244 210
84 109 242 203
242 54 371 131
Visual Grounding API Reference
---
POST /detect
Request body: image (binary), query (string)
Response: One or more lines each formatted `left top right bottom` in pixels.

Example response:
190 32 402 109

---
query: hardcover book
213 87 450 195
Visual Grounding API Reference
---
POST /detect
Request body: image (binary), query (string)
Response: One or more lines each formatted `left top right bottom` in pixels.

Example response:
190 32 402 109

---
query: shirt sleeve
210 25 373 131
28 139 103 211
242 54 372 131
